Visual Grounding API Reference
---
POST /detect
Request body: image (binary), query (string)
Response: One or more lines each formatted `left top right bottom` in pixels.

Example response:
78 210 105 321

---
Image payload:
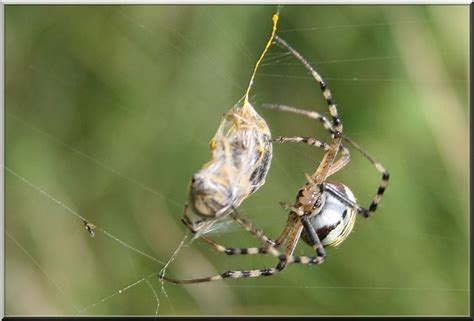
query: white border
1 1 472 5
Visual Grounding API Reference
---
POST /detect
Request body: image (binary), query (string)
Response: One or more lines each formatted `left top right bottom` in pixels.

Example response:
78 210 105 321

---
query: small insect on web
84 220 97 238
161 31 390 284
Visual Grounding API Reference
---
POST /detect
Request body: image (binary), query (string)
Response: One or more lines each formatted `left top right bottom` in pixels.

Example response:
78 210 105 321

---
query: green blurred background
5 5 469 316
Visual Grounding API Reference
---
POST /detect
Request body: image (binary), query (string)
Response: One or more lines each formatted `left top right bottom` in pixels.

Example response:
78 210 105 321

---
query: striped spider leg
161 34 389 284
161 131 344 284
266 35 390 218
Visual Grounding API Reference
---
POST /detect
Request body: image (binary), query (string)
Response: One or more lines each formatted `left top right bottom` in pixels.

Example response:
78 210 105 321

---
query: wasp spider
160 33 389 284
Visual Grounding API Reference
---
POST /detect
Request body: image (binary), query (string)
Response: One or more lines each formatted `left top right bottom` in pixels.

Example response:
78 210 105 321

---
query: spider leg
275 217 303 270
328 146 350 177
159 248 326 285
194 206 310 257
272 36 347 181
229 208 276 246
198 235 282 256
278 201 292 210
262 103 334 134
343 136 389 217
321 183 361 211
301 216 326 258
183 206 277 257
160 216 302 284
313 130 343 184
272 135 350 177
276 216 327 269
160 266 281 284
160 215 325 284
160 223 304 285
274 35 343 134
322 154 389 218
273 136 330 150
188 208 280 256
262 103 389 216
272 210 301 250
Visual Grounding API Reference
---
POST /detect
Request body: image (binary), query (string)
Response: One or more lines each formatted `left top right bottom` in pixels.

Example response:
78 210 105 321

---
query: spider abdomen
302 182 357 248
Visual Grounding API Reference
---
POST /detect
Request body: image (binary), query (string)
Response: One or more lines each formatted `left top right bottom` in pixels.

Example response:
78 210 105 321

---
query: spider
181 14 280 245
160 34 389 284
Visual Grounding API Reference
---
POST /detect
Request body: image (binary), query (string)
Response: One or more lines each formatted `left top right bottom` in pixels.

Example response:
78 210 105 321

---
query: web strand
79 271 159 313
5 166 165 266
6 231 82 313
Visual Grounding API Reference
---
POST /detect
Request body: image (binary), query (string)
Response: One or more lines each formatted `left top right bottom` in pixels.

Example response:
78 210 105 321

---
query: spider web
5 5 469 316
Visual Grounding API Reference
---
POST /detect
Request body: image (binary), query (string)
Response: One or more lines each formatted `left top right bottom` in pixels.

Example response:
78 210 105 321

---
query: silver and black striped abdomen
302 182 357 248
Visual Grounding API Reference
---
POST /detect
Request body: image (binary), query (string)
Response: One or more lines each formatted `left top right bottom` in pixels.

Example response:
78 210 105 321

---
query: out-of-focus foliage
5 5 468 316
